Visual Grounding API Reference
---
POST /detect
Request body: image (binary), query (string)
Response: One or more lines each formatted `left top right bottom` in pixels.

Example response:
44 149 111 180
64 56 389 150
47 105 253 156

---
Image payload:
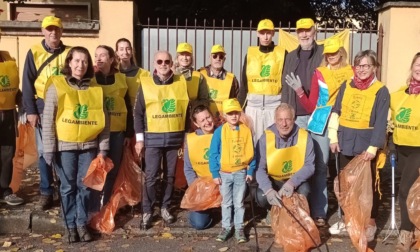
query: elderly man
238 19 286 143
255 103 315 213
281 18 327 225
134 51 189 229
200 44 239 123
22 16 71 210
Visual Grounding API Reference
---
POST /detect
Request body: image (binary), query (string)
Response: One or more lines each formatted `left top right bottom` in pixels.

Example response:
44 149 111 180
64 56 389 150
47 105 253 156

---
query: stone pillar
377 1 420 93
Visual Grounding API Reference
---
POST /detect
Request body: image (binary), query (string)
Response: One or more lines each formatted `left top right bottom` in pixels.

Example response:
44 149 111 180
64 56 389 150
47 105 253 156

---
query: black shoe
37 195 53 210
141 213 152 230
77 226 93 242
63 228 79 243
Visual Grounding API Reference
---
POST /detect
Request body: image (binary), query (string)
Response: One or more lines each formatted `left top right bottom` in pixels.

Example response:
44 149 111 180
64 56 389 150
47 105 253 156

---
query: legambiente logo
209 89 218 99
396 107 411 123
203 148 209 160
0 75 10 87
260 65 271 77
162 99 176 113
282 160 293 173
105 97 115 111
73 104 88 119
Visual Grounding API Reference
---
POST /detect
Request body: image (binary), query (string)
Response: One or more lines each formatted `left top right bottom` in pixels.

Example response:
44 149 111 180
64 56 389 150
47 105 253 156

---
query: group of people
0 14 418 251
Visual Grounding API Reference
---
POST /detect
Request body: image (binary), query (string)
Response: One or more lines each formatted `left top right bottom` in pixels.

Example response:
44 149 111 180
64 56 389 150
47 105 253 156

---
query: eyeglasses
156 59 171 65
355 64 372 70
212 54 225 60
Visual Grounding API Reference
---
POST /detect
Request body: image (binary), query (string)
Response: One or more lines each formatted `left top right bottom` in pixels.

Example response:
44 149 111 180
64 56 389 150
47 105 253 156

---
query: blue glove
278 181 294 198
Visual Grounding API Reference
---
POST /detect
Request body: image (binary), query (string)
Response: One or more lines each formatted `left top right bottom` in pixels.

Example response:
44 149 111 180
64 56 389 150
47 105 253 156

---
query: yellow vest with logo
186 132 213 177
266 129 307 181
246 46 286 95
31 44 71 99
339 80 383 129
200 69 233 116
126 68 150 106
391 87 420 146
316 65 354 106
92 73 128 132
220 123 254 172
51 76 105 142
187 71 201 101
0 59 19 110
142 75 189 133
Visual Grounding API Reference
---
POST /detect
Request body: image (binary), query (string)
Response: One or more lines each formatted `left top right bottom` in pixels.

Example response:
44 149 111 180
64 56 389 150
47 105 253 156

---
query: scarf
409 78 420 94
353 74 375 90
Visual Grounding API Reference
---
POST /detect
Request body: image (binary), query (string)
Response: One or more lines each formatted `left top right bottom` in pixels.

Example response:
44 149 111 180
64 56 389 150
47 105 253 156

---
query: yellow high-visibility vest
126 68 150 106
316 65 354 106
0 60 19 110
186 132 213 177
142 75 189 133
200 69 233 116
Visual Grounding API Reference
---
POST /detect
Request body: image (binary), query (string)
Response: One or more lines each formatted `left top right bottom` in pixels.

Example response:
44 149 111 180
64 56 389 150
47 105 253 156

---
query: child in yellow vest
209 98 255 243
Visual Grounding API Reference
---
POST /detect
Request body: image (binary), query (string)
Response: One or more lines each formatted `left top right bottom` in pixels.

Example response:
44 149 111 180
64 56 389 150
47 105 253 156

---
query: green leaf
260 65 271 77
162 99 176 113
396 107 411 123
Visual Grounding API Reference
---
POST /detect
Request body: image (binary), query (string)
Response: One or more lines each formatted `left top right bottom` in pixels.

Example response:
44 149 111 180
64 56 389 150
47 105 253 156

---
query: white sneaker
329 221 347 235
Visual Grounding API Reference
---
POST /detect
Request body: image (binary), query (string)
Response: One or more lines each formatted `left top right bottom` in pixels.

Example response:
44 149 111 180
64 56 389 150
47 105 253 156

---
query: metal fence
135 18 380 82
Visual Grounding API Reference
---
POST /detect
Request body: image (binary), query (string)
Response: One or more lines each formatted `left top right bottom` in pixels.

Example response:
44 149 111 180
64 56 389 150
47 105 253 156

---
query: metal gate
135 18 382 81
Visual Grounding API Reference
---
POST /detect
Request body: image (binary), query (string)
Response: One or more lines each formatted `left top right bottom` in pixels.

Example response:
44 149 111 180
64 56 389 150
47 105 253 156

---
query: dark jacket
281 42 323 115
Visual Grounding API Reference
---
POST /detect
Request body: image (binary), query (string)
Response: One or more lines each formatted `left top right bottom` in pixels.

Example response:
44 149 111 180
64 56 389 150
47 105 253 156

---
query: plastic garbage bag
90 146 144 234
180 176 222 211
83 156 114 191
334 155 372 252
10 123 38 193
407 168 420 232
271 193 321 252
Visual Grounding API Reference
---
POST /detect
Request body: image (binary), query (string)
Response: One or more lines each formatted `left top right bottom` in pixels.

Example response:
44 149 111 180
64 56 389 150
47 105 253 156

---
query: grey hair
275 103 296 119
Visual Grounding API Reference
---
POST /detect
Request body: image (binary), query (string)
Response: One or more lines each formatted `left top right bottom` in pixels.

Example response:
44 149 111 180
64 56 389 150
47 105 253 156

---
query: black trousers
0 110 16 196
142 146 179 214
396 145 420 231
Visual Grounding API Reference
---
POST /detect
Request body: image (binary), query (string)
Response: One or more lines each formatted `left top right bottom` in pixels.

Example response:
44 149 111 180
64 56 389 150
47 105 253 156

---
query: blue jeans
103 131 125 205
309 130 330 219
219 169 247 230
55 149 97 228
36 124 54 196
188 210 213 230
255 178 310 209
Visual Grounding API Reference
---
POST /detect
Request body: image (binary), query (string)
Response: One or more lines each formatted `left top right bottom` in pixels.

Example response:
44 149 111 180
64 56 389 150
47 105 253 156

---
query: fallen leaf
42 238 55 244
55 250 64 252
51 234 62 239
53 242 62 246
50 219 57 224
330 238 343 242
121 244 129 248
219 247 229 252
11 248 19 252
34 250 44 252
30 234 42 238
11 237 21 240
161 233 173 239
2 241 12 247
202 237 209 240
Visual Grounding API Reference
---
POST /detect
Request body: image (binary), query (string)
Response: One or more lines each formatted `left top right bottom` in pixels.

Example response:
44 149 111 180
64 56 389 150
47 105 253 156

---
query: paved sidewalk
0 161 401 245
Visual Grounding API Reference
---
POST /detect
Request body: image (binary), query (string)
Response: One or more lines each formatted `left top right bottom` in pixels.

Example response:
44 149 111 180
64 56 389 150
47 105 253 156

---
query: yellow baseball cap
323 37 341 54
222 98 242 113
176 42 193 54
211 44 225 54
257 19 275 31
296 18 314 30
42 16 63 29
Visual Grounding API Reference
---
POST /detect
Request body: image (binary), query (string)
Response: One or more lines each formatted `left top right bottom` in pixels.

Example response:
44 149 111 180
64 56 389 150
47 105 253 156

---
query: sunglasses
156 59 171 65
212 54 225 60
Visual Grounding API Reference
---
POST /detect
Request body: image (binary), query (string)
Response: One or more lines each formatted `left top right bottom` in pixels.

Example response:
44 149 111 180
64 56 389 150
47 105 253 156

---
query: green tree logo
233 144 242 154
51 66 61 76
105 97 115 111
396 107 411 123
162 99 176 113
235 158 241 165
203 148 209 160
209 89 218 99
73 104 88 119
282 160 293 173
260 65 271 77
0 76 10 87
